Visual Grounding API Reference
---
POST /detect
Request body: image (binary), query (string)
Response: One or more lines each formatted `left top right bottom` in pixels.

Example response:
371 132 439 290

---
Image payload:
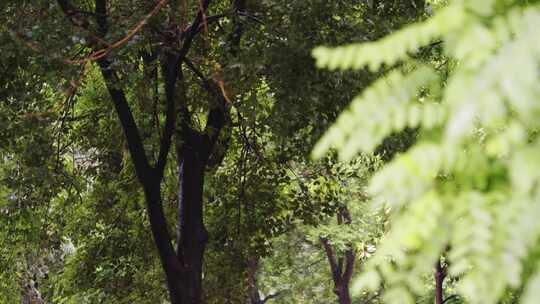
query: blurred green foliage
313 0 540 303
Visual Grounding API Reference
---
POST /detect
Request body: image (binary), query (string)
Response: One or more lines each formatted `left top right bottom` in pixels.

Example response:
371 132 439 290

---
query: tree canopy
2 1 539 304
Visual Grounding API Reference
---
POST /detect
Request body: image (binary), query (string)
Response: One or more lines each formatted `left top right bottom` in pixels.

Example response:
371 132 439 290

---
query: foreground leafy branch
313 1 540 303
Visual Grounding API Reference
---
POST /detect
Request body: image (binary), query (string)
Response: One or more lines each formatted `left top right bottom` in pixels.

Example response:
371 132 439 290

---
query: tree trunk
247 256 262 304
142 182 182 304
434 258 445 304
335 285 351 304
321 207 355 304
168 132 209 304
247 256 283 304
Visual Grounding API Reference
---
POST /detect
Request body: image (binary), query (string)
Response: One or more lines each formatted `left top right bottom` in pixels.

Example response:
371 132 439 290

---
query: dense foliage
2 0 539 304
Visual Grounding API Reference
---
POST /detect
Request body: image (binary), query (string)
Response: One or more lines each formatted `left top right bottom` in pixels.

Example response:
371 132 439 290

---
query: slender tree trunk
142 181 183 304
434 258 445 304
248 256 263 304
247 255 283 304
321 207 355 304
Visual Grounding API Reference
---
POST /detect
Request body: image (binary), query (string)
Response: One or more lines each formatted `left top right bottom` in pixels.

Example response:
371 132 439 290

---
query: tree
2 0 243 302
57 2 239 303
313 1 540 303
302 156 382 304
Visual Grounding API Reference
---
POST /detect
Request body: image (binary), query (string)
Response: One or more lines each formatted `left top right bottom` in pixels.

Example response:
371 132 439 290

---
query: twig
66 0 168 64
442 295 459 304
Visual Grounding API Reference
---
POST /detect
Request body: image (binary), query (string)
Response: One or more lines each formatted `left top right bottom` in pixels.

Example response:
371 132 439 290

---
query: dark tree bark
248 256 263 304
173 127 209 303
247 256 283 304
434 258 446 304
320 207 355 304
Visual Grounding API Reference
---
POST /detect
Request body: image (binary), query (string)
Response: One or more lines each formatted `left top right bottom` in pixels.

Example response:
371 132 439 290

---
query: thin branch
97 59 153 183
261 290 284 303
186 59 230 157
361 293 380 304
56 0 110 46
228 0 246 56
203 100 229 154
196 14 226 32
339 206 355 284
92 0 156 184
442 295 459 304
56 0 91 28
176 0 212 61
67 0 168 64
155 54 180 177
184 57 215 94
